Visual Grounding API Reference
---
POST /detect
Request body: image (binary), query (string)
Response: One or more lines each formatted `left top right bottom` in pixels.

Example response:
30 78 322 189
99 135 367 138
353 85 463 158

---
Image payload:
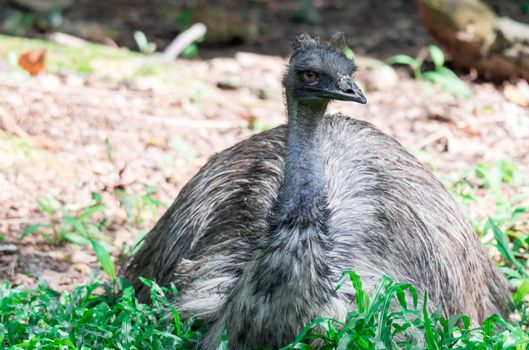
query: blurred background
0 0 528 291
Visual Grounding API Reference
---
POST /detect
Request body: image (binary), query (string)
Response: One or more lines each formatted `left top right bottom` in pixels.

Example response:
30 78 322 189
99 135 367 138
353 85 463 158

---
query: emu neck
254 94 333 301
223 96 335 348
278 96 328 225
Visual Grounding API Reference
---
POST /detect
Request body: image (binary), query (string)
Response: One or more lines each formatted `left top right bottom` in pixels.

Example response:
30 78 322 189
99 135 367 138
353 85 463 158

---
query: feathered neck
271 94 330 238
256 93 333 284
221 94 336 349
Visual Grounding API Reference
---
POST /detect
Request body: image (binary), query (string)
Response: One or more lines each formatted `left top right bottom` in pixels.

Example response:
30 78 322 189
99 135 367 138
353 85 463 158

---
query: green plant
1 269 528 349
292 0 322 24
0 278 201 349
21 192 109 246
2 10 35 36
174 8 196 57
181 42 200 59
0 235 200 348
387 45 473 98
44 6 64 29
175 8 194 31
133 31 157 55
0 34 141 76
2 6 63 36
449 161 529 316
116 186 164 228
173 7 204 59
120 228 149 260
473 159 523 195
450 160 528 235
343 46 355 61
283 271 529 349
485 218 529 310
91 239 116 282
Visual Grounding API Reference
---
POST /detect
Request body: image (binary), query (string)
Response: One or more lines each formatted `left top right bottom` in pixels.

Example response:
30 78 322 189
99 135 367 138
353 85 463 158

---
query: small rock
217 78 241 90
0 243 18 254
63 73 85 87
36 73 61 91
365 64 399 92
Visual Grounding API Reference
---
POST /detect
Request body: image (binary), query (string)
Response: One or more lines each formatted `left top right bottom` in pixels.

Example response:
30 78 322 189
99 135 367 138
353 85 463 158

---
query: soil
0 0 528 290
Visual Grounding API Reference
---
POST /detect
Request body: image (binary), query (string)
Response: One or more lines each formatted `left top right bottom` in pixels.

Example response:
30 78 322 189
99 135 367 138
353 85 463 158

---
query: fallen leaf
146 137 168 149
12 273 36 287
451 122 481 137
18 49 46 76
33 136 59 151
503 83 529 107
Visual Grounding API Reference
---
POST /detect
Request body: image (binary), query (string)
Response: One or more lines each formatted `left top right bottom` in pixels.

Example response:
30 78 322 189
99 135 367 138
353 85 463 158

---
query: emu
126 33 511 349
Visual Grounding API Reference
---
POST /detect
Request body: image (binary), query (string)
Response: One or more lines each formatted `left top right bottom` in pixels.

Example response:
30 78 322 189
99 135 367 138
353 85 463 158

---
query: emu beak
330 75 367 104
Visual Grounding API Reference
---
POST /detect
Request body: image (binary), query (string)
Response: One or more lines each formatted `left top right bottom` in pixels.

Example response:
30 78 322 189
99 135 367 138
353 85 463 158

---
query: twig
8 254 17 279
0 106 31 138
414 127 452 150
153 23 207 63
47 32 89 48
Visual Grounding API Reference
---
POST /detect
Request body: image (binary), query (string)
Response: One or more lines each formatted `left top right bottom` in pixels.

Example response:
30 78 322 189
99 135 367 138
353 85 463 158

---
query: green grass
0 33 206 82
0 279 200 349
3 161 529 349
0 131 68 173
283 272 529 350
0 34 139 75
21 192 110 246
1 270 528 349
387 45 473 98
0 34 186 82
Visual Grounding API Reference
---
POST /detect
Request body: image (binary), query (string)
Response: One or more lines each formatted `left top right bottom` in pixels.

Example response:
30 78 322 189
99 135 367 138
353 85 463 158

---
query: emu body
126 34 510 349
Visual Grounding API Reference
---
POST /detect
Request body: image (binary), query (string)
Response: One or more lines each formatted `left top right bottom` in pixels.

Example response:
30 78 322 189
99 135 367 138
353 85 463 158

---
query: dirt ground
0 0 528 289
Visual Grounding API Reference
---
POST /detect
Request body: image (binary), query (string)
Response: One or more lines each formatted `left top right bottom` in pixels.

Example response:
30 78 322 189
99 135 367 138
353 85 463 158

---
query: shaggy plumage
126 33 511 349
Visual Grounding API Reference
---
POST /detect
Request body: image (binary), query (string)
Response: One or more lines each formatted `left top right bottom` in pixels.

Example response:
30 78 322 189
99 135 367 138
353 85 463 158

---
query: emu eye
301 71 318 83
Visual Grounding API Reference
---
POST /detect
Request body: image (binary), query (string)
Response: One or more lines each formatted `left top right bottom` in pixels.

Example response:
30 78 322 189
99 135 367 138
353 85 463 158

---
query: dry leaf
12 273 36 287
18 49 46 76
503 83 529 107
451 122 481 137
146 137 168 149
33 136 59 151
240 111 257 129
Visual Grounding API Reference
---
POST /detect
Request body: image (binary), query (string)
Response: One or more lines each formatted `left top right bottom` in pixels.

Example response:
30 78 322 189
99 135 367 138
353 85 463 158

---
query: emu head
283 33 367 104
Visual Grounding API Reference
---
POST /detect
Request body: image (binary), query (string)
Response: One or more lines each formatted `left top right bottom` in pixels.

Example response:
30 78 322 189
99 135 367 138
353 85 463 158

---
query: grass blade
90 239 116 281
